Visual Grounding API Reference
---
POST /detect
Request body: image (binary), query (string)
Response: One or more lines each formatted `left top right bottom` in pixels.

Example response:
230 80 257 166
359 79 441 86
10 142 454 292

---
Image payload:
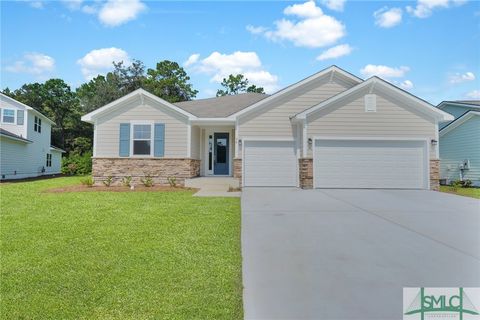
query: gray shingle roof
0 128 32 143
174 93 269 118
454 100 480 106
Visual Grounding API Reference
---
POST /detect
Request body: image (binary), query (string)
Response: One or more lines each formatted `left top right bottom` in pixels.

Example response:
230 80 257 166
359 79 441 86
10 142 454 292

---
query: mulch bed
44 185 197 193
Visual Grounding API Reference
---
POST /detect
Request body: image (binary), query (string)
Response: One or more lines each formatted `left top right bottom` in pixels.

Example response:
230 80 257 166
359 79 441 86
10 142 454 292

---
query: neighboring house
0 93 64 180
437 100 480 186
81 66 453 190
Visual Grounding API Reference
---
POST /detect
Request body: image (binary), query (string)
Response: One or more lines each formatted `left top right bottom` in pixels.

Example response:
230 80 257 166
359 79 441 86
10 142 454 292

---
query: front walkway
242 188 480 319
185 177 241 197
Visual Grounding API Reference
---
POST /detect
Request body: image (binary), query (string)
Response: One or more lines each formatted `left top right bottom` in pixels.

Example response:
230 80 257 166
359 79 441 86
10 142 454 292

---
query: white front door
314 139 428 189
243 140 298 187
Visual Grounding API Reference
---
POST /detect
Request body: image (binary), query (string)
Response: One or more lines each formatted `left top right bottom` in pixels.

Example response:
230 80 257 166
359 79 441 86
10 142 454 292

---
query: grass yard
0 177 243 320
440 186 480 199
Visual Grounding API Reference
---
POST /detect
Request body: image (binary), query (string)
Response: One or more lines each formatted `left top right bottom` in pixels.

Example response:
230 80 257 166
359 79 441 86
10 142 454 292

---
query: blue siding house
437 101 480 186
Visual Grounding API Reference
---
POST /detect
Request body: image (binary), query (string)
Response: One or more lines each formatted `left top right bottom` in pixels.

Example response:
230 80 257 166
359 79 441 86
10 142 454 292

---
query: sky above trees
1 0 479 103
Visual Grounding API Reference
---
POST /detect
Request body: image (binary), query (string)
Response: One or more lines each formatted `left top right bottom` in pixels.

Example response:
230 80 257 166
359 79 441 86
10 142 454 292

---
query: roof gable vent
364 94 377 112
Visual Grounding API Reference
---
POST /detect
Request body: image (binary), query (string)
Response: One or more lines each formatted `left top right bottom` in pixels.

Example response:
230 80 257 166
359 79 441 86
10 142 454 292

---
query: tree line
2 59 265 156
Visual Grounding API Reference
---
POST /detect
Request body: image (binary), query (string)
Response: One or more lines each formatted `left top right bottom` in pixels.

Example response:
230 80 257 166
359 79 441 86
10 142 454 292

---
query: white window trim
34 115 42 133
1 109 16 124
129 121 154 157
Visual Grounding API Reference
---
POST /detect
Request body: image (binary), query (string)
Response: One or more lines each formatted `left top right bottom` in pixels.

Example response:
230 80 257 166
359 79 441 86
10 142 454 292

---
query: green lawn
0 177 242 320
440 186 480 199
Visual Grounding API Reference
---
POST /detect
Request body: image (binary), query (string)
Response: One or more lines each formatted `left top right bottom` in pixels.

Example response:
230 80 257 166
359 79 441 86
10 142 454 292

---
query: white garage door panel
314 140 427 189
244 141 297 187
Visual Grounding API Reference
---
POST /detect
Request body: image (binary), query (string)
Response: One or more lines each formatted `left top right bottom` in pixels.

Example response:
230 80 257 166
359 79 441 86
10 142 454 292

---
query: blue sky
1 0 479 104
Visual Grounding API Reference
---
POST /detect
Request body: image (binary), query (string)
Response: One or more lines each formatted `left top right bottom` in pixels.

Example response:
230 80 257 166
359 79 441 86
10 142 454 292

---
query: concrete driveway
241 188 480 320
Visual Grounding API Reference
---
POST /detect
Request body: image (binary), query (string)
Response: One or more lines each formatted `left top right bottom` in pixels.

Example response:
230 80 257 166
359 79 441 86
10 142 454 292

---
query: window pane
133 125 151 139
3 109 14 123
133 140 151 155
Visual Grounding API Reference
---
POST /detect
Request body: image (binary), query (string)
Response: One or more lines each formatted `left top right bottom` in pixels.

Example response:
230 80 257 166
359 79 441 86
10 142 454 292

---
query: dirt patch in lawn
44 185 197 193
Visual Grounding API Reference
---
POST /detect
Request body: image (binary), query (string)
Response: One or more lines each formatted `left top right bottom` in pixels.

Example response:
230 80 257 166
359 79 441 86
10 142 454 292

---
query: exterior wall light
431 139 438 146
238 139 242 146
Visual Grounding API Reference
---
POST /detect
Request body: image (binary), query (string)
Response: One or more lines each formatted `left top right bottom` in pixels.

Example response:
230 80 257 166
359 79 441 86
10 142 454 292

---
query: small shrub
167 176 177 188
103 176 113 187
228 185 241 192
141 174 154 187
463 179 473 188
451 180 463 191
62 152 92 175
122 176 132 187
80 177 94 187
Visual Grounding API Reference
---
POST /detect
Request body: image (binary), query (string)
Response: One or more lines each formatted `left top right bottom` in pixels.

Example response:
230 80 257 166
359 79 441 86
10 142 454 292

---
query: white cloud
316 44 352 61
185 51 279 93
183 54 200 67
5 53 55 75
406 0 466 18
61 0 83 10
449 71 475 84
246 25 268 35
399 80 414 90
29 1 44 9
374 7 403 28
247 1 346 48
98 0 146 27
320 0 346 12
466 89 480 99
360 64 410 79
77 47 130 79
284 1 323 18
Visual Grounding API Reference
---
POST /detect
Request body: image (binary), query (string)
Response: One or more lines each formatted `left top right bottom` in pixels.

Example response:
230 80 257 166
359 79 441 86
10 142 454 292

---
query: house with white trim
0 93 64 180
81 66 453 190
437 101 480 186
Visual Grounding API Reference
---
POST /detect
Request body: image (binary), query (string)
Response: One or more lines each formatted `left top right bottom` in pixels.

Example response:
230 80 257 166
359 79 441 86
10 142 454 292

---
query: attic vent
364 94 377 112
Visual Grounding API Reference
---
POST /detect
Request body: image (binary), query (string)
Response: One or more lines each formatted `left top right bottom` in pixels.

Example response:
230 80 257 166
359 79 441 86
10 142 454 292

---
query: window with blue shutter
154 123 165 157
17 110 24 125
119 123 130 157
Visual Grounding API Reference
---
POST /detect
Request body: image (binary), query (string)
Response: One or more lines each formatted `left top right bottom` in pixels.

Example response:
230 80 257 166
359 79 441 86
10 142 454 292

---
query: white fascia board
294 77 454 122
230 65 363 119
439 111 480 137
81 88 197 123
437 101 480 110
0 93 56 125
189 118 236 126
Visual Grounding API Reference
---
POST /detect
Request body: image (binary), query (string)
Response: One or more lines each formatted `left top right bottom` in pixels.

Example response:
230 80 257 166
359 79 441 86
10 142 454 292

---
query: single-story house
0 93 64 180
437 100 480 186
81 65 453 190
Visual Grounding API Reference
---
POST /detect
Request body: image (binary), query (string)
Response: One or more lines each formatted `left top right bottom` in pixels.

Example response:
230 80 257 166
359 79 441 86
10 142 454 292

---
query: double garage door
243 139 428 189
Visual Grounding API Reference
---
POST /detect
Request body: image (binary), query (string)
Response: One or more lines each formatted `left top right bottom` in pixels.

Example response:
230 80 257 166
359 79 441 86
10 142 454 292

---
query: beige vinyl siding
307 94 437 158
190 125 200 159
239 81 349 139
95 100 188 158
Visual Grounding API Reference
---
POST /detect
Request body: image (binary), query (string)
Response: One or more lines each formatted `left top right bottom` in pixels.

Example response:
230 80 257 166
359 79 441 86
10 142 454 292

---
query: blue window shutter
154 123 165 157
17 110 24 125
119 123 130 157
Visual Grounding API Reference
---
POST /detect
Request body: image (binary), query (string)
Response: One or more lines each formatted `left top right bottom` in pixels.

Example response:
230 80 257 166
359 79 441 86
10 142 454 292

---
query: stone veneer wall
299 158 313 189
233 158 242 187
430 159 440 191
92 158 200 186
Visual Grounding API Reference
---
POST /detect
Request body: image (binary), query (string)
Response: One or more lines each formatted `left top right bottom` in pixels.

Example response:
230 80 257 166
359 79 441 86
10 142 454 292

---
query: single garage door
244 140 297 187
314 139 428 189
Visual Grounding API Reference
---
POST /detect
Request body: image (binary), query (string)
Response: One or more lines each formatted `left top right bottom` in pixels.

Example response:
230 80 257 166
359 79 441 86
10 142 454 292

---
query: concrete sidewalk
185 177 241 197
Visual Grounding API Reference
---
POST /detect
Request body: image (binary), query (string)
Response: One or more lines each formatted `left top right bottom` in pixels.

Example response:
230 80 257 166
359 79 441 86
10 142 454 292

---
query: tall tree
143 60 198 103
77 73 122 114
113 59 145 93
42 79 80 149
216 74 265 96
